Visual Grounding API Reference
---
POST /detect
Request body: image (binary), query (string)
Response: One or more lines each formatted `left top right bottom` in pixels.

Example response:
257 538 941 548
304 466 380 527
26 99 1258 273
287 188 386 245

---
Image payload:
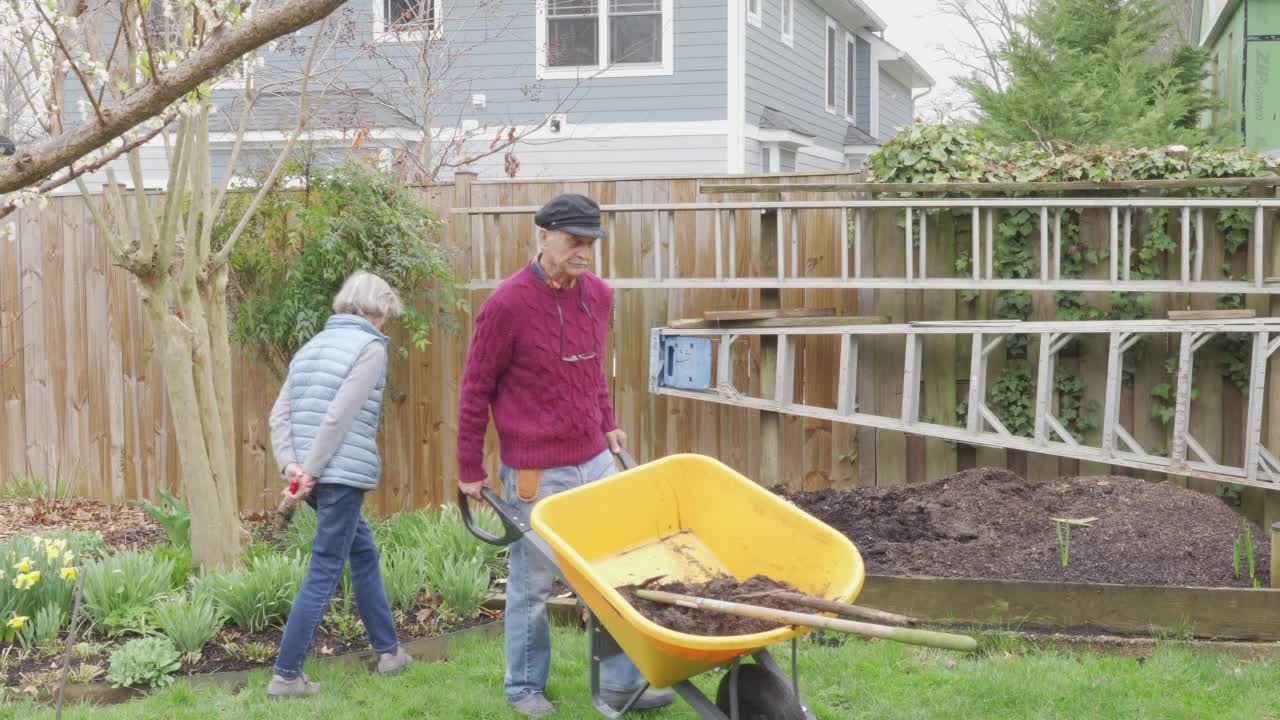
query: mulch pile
780 468 1270 588
0 498 167 549
623 574 807 636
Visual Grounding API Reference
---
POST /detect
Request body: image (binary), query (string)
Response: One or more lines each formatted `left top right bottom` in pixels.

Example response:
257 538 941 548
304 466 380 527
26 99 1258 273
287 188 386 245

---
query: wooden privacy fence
2 172 1280 521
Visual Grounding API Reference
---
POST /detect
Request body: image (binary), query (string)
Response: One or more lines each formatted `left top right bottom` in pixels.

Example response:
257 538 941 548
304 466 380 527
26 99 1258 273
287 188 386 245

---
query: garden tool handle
461 434 640 545
613 447 638 471
459 486 529 547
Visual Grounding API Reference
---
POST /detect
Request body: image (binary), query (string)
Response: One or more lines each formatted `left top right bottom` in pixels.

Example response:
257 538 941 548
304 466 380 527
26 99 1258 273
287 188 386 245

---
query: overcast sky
873 0 995 121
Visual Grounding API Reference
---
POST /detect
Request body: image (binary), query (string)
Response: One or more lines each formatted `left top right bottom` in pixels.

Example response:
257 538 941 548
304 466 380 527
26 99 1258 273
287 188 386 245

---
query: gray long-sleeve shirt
269 341 387 481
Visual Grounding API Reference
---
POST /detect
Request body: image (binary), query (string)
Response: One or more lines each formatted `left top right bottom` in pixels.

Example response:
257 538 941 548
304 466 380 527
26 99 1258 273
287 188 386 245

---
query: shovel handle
634 589 978 653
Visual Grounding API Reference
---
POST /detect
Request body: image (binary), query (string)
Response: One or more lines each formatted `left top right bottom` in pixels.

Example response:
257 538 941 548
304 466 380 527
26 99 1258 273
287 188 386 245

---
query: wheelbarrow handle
459 443 641 546
614 447 638 471
459 486 528 547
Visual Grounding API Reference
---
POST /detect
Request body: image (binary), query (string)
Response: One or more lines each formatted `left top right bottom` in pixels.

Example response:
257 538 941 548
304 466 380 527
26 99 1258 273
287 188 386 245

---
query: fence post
449 172 477 506
758 192 782 487
1271 522 1280 589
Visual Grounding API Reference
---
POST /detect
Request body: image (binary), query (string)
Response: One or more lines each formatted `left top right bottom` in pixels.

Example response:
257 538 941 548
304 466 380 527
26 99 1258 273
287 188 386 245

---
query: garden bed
778 468 1271 588
2 609 494 691
0 499 167 550
14 621 500 707
0 500 509 700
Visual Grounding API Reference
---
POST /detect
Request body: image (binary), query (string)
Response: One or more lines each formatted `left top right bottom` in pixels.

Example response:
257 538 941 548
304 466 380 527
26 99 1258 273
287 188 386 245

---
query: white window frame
844 31 856 121
536 0 675 80
373 0 443 44
747 0 761 28
780 0 794 47
823 16 838 113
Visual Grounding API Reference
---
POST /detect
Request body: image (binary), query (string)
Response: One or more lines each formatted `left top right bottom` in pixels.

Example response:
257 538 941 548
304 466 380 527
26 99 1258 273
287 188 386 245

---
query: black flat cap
534 193 607 238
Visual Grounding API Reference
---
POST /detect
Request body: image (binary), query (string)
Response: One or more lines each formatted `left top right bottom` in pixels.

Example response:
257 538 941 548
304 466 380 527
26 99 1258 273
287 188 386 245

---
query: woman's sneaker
377 648 413 675
266 673 321 698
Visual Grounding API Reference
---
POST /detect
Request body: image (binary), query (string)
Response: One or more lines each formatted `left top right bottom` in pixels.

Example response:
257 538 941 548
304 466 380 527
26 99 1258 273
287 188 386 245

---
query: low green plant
277 505 319 557
28 603 66 648
150 544 193 591
375 509 437 554
1052 517 1097 568
239 642 276 664
154 594 224 661
430 504 508 578
322 609 366 645
99 604 158 638
427 555 491 620
129 487 191 548
81 549 174 633
1232 524 1260 588
382 547 431 614
68 661 105 684
106 636 181 689
0 474 71 500
197 553 306 632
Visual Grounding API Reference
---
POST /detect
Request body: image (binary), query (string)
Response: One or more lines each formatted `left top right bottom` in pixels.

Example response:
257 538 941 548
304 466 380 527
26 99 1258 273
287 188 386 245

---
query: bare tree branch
0 0 347 196
0 110 177 222
212 16 331 269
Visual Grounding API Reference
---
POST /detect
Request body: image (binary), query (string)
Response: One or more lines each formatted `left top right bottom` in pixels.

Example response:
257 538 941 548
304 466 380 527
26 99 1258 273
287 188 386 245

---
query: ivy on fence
867 123 1278 447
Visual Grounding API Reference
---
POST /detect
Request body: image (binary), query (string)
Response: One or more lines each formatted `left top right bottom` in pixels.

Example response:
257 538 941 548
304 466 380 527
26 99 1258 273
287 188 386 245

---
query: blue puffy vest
287 314 389 490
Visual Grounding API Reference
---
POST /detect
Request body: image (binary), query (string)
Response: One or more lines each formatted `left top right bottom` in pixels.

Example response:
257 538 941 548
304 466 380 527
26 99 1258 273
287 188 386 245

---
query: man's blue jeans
274 483 400 679
501 449 644 703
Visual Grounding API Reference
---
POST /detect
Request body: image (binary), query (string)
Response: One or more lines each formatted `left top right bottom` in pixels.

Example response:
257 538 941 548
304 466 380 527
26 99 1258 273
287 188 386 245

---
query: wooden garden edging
28 621 499 707
858 575 1280 641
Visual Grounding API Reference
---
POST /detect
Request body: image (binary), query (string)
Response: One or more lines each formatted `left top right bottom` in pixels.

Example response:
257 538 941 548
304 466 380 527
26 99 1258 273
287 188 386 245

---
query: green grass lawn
5 627 1280 719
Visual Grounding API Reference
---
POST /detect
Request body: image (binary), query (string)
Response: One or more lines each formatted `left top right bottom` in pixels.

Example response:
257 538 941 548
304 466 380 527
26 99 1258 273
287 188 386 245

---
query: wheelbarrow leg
751 645 818 720
588 615 650 719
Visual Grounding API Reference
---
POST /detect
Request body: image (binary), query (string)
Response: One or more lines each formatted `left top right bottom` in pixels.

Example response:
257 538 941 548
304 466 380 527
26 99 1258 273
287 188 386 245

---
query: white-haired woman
266 270 412 698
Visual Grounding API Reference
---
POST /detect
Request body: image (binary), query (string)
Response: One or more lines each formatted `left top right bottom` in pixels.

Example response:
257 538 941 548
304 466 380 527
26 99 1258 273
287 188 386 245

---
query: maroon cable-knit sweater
456 264 617 483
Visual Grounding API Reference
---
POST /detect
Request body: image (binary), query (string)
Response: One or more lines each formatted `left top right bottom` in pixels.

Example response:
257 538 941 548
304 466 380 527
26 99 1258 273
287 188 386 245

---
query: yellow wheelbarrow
461 452 971 719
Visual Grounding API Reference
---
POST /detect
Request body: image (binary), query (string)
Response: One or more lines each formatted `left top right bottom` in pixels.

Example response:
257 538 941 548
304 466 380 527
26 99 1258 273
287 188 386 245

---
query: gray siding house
70 0 931 188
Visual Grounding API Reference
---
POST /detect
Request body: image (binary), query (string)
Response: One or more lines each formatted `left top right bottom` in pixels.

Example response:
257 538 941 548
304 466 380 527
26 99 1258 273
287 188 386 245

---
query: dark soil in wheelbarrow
778 468 1270 588
623 575 808 636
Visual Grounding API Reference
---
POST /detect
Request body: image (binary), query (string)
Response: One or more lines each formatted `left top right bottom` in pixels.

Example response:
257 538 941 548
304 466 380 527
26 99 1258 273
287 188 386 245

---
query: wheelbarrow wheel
715 663 806 720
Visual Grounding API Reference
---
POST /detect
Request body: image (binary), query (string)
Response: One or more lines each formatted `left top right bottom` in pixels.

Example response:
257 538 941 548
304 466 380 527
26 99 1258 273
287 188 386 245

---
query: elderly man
457 193 673 718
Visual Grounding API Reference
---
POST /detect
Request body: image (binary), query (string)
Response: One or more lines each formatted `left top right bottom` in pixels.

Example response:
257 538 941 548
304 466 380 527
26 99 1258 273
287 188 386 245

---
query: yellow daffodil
13 557 32 573
14 571 40 590
62 551 74 565
60 566 78 582
46 545 61 564
6 615 28 630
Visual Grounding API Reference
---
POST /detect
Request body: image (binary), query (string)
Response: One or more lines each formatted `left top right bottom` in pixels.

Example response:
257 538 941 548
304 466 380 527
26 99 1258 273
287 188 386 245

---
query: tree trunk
140 283 243 570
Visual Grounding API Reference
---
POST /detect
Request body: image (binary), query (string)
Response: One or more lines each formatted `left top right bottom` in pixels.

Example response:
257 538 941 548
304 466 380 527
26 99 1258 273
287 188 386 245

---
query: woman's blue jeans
274 483 399 679
501 449 645 703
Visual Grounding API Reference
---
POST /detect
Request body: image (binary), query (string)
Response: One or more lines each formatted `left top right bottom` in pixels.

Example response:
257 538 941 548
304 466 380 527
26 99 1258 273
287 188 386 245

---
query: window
824 18 837 112
761 146 774 173
747 0 761 27
374 0 440 41
547 0 599 67
845 35 856 119
609 0 661 65
780 0 793 46
537 0 673 78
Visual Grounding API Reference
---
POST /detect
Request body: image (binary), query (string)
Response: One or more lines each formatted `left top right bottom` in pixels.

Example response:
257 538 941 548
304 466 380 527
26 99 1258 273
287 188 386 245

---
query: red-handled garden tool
276 476 301 530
